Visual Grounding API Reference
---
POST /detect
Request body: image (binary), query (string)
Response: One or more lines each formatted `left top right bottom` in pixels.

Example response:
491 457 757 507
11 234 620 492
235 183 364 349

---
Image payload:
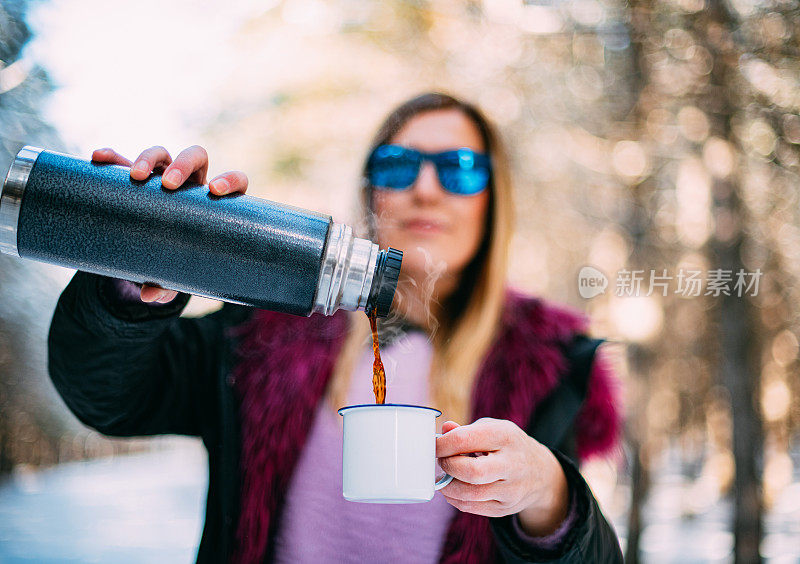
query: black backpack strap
526 334 604 452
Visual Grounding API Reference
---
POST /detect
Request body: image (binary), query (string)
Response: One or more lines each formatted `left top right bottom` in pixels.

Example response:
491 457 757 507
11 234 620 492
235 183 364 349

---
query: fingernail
164 170 182 187
212 179 229 194
131 161 149 176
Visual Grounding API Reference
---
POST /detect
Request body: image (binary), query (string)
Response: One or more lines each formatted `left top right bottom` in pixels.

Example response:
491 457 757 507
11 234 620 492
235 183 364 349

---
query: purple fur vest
228 288 620 563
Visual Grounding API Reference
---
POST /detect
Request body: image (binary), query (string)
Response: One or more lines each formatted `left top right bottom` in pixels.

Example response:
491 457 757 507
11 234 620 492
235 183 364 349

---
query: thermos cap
366 247 402 318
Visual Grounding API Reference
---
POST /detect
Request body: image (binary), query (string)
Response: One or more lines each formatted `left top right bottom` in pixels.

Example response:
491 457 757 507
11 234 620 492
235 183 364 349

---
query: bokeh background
1 0 799 562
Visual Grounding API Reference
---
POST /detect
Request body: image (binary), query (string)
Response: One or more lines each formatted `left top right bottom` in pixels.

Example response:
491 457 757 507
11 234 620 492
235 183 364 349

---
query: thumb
441 420 460 434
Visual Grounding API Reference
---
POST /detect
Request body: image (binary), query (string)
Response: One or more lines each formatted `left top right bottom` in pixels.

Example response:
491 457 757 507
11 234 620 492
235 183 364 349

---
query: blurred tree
609 11 656 560
621 0 800 560
0 0 138 475
696 1 764 560
0 0 62 475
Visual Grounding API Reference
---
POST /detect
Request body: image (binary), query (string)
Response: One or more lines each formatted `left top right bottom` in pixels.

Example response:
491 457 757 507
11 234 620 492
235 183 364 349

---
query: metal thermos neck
313 222 378 315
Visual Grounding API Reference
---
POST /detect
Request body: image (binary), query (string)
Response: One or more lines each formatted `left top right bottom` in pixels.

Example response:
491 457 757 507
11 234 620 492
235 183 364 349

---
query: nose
410 161 445 202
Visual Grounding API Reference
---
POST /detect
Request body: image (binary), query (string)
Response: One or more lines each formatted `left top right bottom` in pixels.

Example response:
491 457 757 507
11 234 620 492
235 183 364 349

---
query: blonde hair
327 93 515 424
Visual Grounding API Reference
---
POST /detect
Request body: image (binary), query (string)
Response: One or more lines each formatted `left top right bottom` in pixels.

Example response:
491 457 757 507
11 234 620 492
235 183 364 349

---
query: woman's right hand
91 145 249 304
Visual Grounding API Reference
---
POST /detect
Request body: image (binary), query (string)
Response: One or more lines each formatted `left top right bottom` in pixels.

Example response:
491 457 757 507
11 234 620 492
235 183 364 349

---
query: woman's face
371 109 491 285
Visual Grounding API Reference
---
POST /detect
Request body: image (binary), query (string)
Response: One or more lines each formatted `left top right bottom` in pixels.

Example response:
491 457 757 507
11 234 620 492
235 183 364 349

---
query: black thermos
0 146 402 317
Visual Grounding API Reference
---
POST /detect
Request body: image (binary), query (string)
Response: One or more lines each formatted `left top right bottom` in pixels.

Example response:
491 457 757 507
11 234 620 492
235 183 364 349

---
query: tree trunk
700 1 764 559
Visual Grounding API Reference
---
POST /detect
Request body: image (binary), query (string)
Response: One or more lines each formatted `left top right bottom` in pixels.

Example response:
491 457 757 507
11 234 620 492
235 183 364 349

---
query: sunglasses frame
366 144 492 196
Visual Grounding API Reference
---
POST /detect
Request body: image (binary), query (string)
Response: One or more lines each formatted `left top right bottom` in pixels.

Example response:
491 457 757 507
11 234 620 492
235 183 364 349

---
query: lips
402 219 447 233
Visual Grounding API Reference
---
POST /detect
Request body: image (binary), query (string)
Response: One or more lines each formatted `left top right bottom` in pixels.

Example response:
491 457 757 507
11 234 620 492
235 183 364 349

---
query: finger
91 148 133 167
208 170 249 196
436 418 509 458
440 495 507 518
440 478 507 503
156 290 179 303
139 285 162 303
140 284 174 303
439 453 504 485
441 420 459 434
130 146 173 182
162 145 209 189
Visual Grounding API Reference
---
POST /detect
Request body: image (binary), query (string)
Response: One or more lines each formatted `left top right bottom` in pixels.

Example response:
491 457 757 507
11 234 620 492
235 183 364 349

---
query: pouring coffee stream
368 307 387 404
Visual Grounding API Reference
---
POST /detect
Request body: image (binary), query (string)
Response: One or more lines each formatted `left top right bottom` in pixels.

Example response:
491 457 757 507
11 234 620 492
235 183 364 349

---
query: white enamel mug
338 403 454 503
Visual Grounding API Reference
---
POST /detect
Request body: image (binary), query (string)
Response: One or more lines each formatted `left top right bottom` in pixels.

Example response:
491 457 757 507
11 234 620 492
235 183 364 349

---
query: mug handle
434 433 454 490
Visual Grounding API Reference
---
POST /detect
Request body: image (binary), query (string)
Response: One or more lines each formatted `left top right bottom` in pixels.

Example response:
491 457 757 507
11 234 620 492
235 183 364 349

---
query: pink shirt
272 330 457 563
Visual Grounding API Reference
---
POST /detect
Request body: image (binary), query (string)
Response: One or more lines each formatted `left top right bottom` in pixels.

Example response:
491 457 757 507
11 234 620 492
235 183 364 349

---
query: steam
412 245 447 338
377 246 447 391
363 205 449 345
377 244 447 351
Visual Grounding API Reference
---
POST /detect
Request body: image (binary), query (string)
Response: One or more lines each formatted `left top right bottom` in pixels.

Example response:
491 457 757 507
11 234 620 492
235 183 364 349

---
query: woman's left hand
436 418 570 537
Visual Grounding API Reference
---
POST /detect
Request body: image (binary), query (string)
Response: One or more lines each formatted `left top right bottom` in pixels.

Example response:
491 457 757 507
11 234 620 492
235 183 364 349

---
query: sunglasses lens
438 166 489 195
368 146 420 190
436 149 490 195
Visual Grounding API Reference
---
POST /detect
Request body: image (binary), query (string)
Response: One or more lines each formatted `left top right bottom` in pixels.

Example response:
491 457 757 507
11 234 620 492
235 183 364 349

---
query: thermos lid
366 247 402 318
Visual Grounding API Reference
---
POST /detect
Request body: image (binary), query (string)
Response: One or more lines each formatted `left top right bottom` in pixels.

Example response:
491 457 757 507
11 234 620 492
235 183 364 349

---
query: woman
48 92 622 562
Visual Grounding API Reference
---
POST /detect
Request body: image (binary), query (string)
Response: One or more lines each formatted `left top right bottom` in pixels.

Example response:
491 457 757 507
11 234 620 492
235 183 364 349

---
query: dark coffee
368 308 386 404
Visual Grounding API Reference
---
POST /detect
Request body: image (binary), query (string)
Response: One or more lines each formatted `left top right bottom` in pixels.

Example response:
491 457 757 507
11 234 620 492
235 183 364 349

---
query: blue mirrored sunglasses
366 144 491 196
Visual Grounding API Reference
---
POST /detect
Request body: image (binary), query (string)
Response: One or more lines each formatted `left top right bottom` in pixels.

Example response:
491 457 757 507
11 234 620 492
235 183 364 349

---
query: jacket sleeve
489 450 623 563
489 340 624 562
47 270 234 438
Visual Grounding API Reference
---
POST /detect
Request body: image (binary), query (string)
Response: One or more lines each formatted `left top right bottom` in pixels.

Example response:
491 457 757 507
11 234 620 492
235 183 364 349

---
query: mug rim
338 403 442 417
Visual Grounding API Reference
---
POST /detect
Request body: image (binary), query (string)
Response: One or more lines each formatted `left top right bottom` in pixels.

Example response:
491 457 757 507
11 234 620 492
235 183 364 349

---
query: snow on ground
1 438 798 563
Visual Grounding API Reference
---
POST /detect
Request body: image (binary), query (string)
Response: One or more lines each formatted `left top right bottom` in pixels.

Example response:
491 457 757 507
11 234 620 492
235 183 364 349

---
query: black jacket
47 271 623 563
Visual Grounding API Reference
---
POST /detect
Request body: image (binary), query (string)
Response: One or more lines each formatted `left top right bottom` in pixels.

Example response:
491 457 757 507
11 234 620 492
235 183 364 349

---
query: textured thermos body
0 146 402 317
